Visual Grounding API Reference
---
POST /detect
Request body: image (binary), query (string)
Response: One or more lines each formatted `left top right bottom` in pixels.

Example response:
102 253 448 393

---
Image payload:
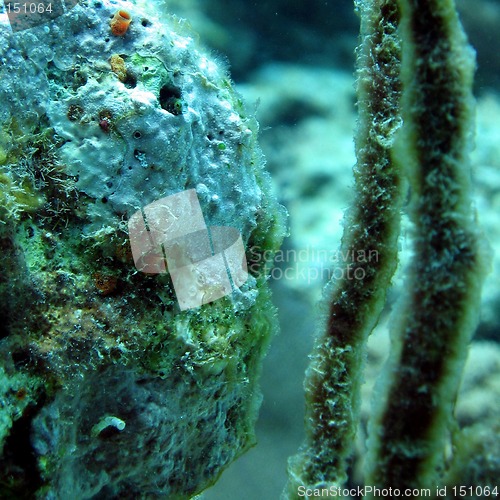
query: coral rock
0 0 286 497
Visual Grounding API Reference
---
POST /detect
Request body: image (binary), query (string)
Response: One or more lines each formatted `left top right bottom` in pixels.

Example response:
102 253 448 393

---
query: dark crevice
0 396 46 498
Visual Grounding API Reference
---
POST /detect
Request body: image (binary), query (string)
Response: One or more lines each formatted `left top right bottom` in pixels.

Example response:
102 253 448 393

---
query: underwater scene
0 0 499 498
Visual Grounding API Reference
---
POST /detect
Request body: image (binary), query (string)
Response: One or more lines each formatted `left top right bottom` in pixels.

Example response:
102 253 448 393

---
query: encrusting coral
0 0 286 497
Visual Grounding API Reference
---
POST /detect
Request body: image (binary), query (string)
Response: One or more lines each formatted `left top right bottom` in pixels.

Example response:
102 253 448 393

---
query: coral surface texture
0 0 285 497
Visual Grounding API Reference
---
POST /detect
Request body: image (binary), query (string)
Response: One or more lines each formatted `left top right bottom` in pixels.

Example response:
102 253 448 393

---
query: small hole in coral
124 72 137 89
159 83 182 115
101 197 108 203
133 131 142 139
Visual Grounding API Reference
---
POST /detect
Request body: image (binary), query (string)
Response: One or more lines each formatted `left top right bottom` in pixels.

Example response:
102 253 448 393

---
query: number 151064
5 2 53 14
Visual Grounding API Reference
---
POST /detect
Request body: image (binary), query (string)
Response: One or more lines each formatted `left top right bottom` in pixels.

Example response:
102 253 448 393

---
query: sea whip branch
284 1 403 495
285 0 488 495
365 0 488 491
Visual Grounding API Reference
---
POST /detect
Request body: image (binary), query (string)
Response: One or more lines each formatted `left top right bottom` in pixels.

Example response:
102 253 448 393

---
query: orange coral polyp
110 10 131 36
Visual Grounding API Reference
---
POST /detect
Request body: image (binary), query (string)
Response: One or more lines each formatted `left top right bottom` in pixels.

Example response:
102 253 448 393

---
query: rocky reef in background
166 0 500 89
0 0 286 497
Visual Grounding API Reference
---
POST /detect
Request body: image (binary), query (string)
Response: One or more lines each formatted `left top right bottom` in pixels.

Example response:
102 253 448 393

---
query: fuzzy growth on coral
0 0 286 497
284 0 403 494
